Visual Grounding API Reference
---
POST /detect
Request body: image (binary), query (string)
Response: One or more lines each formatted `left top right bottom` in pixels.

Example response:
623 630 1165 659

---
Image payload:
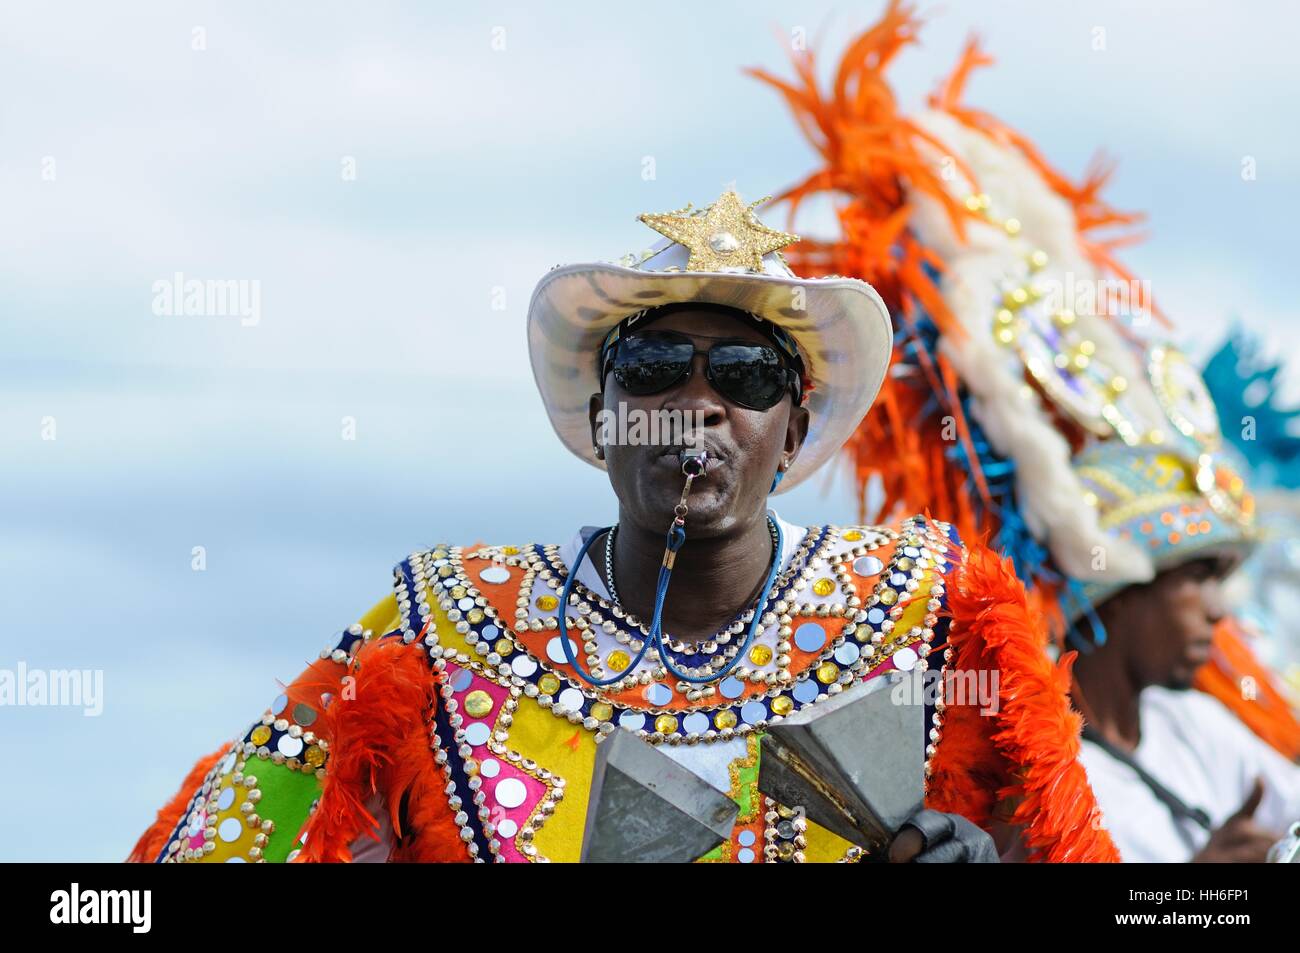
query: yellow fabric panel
357 592 401 636
507 699 598 863
802 817 857 862
425 596 598 862
892 561 941 639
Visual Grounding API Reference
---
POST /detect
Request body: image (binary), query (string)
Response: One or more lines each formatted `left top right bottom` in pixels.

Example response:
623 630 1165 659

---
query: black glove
893 809 1000 863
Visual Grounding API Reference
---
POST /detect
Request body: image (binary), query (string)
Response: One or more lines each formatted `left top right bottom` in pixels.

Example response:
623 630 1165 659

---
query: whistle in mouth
680 448 709 477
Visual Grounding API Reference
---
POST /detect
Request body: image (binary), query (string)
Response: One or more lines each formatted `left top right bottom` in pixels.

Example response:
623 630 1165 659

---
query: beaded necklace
535 524 832 694
602 517 780 613
558 451 785 686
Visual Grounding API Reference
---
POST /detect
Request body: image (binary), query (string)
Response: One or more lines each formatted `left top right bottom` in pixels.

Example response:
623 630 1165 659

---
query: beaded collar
390 517 961 746
532 523 829 685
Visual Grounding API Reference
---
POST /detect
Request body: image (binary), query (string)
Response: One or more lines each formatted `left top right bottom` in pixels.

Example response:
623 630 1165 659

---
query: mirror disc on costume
892 647 919 671
682 712 710 734
853 556 883 577
546 637 579 664
464 690 494 718
793 623 826 653
479 566 511 584
557 688 586 713
494 778 527 809
538 673 562 696
740 700 767 725
644 683 673 706
618 711 647 730
218 818 243 843
792 679 819 703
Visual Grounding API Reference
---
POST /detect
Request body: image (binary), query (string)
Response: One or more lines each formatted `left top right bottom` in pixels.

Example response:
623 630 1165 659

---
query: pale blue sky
2 1 1297 860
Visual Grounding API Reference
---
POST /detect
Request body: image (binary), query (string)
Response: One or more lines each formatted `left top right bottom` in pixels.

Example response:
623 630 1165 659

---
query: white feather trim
904 110 1154 584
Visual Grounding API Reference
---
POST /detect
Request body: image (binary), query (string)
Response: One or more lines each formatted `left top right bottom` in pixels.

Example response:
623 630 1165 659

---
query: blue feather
1203 327 1300 489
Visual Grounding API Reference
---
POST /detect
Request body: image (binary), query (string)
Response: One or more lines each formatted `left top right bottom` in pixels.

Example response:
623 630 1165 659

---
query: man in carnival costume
1203 331 1300 730
127 179 1119 864
756 0 1300 862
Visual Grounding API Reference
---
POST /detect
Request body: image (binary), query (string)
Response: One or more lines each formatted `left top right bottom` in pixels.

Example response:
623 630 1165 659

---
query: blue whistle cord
558 517 783 687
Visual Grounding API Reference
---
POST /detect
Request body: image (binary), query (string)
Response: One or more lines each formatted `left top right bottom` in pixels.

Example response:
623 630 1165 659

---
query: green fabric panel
696 738 763 862
733 737 761 821
248 760 322 862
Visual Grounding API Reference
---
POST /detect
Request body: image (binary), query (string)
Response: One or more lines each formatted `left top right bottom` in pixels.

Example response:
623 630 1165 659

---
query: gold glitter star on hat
638 189 799 273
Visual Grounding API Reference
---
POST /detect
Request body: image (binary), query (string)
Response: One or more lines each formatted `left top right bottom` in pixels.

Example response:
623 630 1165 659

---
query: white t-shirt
1079 686 1300 862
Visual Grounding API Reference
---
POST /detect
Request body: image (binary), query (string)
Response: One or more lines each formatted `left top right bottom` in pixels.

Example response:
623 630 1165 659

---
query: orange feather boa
928 543 1121 862
293 636 468 862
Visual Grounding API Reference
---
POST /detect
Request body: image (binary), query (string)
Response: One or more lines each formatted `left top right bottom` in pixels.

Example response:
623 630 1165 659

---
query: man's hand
1192 779 1278 863
887 809 999 863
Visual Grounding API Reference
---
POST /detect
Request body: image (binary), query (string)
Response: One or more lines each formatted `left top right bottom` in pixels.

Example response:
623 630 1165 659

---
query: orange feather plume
1194 618 1300 761
292 637 467 863
928 543 1122 861
750 1 1150 643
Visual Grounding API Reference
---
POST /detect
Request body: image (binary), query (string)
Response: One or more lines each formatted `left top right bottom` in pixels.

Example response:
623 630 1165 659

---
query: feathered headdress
750 0 1257 640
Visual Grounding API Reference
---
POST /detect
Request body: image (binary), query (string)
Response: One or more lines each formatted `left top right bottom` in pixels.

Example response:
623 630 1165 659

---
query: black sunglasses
603 329 802 411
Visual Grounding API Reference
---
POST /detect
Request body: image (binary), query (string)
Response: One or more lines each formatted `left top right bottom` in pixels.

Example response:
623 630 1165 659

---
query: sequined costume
131 34 1121 861
129 512 1118 863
